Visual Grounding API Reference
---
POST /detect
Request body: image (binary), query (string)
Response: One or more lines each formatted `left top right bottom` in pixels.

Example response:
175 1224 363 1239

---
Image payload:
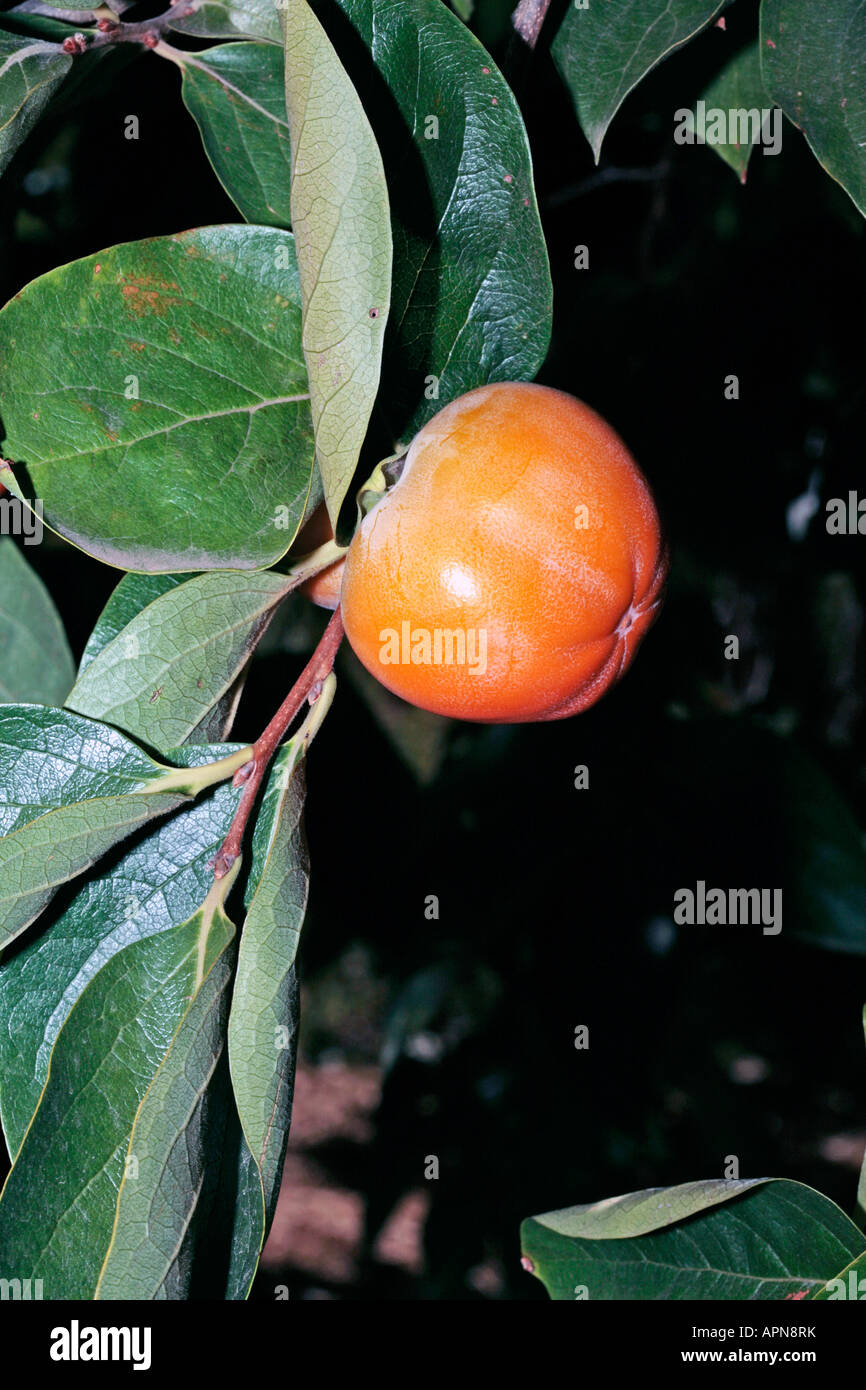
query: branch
90 1 198 47
212 606 345 879
511 0 552 49
28 1 201 53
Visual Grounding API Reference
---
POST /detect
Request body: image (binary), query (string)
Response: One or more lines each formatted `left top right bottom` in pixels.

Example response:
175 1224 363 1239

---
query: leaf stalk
212 607 344 879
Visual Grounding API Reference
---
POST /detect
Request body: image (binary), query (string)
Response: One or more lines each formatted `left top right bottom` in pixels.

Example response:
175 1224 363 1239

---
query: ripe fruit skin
293 503 345 609
305 559 344 610
340 382 667 723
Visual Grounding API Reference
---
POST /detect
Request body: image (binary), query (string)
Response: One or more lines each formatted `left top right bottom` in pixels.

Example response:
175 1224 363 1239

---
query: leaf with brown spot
0 226 320 571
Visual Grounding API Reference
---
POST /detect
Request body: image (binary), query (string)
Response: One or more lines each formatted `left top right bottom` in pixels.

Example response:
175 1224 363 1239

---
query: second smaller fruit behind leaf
293 503 344 610
339 383 668 723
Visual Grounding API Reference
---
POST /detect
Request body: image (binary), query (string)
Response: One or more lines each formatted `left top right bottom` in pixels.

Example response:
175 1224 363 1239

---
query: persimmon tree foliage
0 0 864 1302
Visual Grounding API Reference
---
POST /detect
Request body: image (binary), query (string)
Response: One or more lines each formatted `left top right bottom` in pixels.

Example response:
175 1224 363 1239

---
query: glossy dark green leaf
66 571 292 750
552 0 726 162
0 878 235 1299
0 539 75 704
169 41 292 228
0 35 71 176
0 745 244 1158
521 1179 866 1300
696 42 774 181
95 876 238 1299
0 705 250 947
0 226 317 571
170 0 281 44
0 706 190 837
1 10 87 42
761 0 866 217
170 0 552 446
858 1007 866 1231
813 1249 866 1300
333 0 551 441
282 0 391 524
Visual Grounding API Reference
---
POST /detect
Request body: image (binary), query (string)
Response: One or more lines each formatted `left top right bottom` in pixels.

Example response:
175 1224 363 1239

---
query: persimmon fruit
339 382 668 723
293 503 344 610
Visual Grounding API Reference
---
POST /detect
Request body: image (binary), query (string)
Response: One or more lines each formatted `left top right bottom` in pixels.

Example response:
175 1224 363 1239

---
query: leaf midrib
20 392 310 467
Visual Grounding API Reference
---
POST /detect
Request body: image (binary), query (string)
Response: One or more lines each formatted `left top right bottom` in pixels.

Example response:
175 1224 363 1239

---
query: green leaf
169 42 293 228
0 225 318 572
0 738 260 1298
228 742 306 1238
0 792 182 949
192 1092 266 1299
187 679 247 746
0 705 249 947
66 571 293 750
19 2 94 9
0 705 184 840
95 874 238 1300
0 878 235 1299
1 11 86 43
0 36 71 176
282 0 392 524
222 675 333 1278
75 571 248 746
0 745 244 1158
813 1249 866 1299
0 539 75 704
696 42 774 181
552 0 727 163
761 0 866 217
529 1177 770 1240
226 677 334 1277
521 1179 866 1300
170 0 281 44
168 0 552 446
858 1006 866 1231
77 574 189 677
332 0 552 441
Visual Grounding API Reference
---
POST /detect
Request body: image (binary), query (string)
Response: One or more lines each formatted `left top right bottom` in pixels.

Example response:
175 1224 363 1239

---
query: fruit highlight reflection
307 383 668 723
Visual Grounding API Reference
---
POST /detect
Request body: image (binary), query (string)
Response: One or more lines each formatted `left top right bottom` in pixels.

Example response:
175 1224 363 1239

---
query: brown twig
212 606 345 879
88 2 199 47
511 0 553 49
20 0 201 51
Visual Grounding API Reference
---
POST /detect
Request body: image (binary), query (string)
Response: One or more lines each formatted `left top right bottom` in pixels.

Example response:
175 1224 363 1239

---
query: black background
1 0 865 1301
